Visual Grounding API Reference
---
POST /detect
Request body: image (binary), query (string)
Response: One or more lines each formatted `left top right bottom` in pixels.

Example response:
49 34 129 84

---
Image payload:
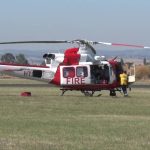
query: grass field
0 79 150 150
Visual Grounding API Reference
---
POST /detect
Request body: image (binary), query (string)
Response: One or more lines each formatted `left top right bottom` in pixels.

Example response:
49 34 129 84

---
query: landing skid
60 88 122 97
60 89 69 96
60 88 102 97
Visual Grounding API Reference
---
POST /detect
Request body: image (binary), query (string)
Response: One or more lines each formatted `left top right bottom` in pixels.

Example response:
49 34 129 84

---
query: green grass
0 79 150 150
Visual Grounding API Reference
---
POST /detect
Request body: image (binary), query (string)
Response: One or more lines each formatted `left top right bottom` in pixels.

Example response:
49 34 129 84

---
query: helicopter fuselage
0 39 138 96
0 47 123 92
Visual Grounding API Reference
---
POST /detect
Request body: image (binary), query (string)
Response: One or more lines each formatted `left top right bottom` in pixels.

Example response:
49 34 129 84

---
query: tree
143 58 147 65
1 53 29 65
16 54 29 65
136 65 150 80
1 53 16 63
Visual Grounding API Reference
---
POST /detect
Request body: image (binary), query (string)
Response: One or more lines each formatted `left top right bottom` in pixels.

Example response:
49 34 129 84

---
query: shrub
136 65 150 80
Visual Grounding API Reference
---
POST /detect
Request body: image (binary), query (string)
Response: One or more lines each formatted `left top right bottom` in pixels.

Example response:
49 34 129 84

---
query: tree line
0 53 28 65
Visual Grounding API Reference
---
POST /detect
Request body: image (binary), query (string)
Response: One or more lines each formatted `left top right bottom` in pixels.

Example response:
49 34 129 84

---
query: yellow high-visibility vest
120 73 128 85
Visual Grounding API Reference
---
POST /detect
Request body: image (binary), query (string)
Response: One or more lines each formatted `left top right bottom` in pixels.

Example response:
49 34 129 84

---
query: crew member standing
120 71 128 96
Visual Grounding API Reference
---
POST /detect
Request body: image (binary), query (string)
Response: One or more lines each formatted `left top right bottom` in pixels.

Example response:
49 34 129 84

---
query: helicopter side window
63 67 75 78
76 66 88 77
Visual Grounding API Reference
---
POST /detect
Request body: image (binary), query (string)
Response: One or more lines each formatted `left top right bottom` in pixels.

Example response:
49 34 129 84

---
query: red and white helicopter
0 39 149 96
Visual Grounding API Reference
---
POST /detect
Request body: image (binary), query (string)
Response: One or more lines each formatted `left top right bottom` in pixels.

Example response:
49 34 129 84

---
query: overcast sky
0 0 150 50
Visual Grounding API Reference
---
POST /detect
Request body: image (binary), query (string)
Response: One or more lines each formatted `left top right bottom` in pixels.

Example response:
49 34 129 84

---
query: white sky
0 0 150 50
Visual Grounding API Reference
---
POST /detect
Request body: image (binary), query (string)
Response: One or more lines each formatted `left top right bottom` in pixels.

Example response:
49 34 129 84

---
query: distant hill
98 49 150 59
0 48 150 64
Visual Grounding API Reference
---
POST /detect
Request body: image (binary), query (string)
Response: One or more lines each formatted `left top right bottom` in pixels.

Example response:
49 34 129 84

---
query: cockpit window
76 66 88 77
63 67 75 78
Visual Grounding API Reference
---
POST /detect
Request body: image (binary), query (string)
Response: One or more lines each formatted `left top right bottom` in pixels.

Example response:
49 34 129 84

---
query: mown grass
0 79 150 150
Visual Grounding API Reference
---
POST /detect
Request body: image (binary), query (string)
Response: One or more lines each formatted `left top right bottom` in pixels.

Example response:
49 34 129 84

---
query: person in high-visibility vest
119 71 128 96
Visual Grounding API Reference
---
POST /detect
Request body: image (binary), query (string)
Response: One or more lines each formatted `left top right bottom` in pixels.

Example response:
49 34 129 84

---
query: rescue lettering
66 77 85 84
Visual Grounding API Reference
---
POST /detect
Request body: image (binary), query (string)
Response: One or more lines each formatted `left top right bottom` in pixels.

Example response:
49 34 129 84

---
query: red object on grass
21 92 31 96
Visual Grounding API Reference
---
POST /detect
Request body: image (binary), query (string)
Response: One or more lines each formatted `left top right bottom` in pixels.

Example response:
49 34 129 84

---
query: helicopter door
60 66 90 85
128 64 135 83
90 64 110 84
109 65 117 84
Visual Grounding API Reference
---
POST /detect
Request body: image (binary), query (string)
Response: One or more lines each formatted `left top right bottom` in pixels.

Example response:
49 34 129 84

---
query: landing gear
110 90 116 96
60 89 68 96
60 88 114 97
81 90 95 97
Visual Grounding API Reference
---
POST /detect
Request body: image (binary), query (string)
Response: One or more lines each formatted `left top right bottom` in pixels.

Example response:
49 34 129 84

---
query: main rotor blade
0 40 69 44
96 41 150 49
1 39 149 49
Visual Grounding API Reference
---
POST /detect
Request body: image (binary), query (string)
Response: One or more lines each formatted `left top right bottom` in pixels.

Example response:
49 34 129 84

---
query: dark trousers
121 85 127 95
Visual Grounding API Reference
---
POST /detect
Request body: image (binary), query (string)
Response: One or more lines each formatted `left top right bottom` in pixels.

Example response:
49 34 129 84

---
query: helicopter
0 39 149 96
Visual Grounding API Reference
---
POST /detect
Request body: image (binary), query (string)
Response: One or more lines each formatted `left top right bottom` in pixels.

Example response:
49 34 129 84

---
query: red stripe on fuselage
61 82 120 91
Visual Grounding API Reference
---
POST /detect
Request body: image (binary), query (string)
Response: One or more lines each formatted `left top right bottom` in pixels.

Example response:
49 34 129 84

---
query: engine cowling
43 53 55 59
